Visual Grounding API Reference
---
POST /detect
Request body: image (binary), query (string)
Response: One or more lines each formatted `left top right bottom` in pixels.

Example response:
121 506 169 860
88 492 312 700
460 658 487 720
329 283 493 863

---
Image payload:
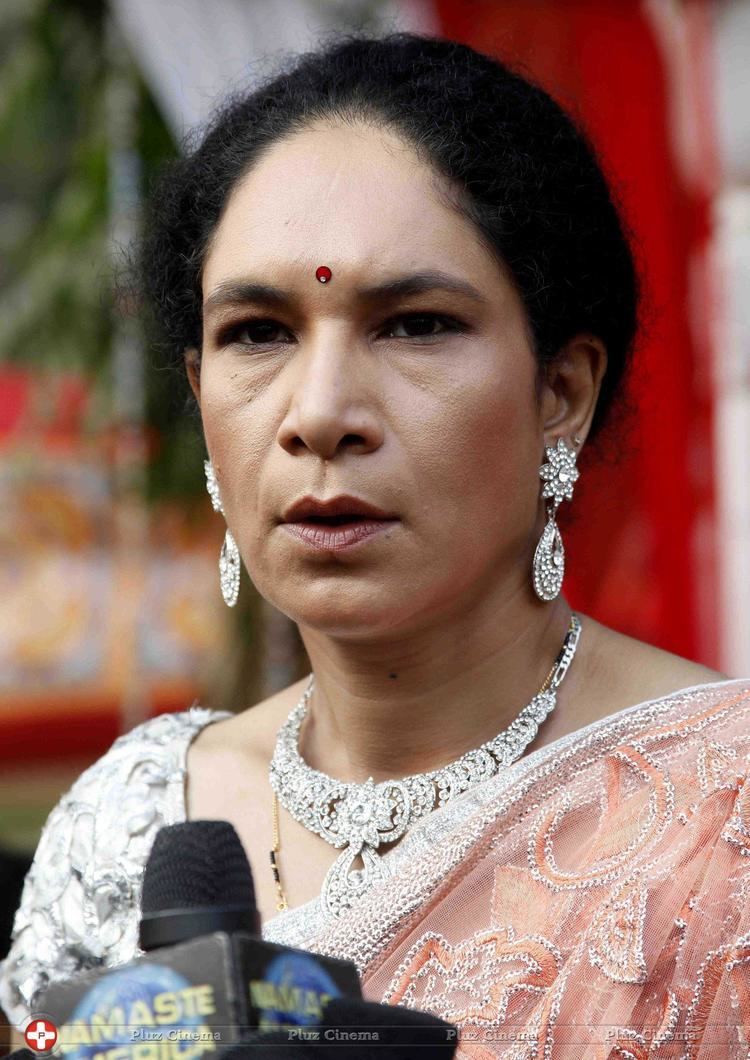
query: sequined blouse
2 678 750 1058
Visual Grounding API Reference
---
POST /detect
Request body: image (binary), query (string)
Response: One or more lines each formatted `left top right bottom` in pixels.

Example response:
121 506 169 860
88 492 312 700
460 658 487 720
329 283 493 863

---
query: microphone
138 819 261 949
38 821 362 1054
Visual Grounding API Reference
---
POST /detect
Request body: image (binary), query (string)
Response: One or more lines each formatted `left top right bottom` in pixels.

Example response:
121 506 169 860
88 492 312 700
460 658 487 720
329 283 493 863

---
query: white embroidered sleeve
0 707 229 1029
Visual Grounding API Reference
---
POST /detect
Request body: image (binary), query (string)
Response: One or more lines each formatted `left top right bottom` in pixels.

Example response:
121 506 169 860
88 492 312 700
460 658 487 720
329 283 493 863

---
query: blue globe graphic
260 954 341 1027
65 964 199 1060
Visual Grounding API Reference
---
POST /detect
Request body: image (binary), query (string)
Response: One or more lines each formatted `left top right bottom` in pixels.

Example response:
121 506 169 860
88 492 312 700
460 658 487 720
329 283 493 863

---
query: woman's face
194 122 548 638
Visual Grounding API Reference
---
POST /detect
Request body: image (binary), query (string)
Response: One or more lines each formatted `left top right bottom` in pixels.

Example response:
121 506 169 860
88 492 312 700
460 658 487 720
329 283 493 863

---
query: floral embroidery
696 740 740 795
587 873 649 984
0 707 232 1027
683 932 750 1059
383 926 561 1025
367 686 750 1056
528 745 673 892
721 774 750 856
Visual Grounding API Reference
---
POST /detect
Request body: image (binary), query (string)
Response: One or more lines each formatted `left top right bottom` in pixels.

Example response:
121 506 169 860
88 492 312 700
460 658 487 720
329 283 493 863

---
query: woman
2 31 749 1058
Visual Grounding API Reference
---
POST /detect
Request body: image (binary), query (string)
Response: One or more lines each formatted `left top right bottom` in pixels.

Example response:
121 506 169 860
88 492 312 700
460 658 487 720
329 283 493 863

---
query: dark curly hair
138 30 643 450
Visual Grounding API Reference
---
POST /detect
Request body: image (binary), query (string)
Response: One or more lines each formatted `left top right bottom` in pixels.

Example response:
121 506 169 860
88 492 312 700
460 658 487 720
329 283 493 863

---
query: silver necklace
270 613 581 918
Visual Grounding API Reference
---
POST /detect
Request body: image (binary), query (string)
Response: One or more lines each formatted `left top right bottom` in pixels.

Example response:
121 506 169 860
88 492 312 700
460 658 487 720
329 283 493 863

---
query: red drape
432 0 720 665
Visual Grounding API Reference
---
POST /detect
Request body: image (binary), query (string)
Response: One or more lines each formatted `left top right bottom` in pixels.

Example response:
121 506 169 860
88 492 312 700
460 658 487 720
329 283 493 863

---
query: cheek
421 371 539 525
198 366 266 506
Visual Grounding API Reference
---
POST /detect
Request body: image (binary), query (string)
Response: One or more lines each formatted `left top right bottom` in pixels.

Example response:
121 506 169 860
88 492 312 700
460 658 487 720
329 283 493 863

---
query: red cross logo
24 1018 59 1052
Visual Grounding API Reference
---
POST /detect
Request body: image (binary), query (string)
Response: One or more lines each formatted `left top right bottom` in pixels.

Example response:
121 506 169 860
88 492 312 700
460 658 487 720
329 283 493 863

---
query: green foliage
0 0 207 501
0 0 108 374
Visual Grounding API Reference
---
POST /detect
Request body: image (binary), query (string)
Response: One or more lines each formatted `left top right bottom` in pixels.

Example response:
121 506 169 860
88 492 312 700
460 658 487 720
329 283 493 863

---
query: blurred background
1 0 749 978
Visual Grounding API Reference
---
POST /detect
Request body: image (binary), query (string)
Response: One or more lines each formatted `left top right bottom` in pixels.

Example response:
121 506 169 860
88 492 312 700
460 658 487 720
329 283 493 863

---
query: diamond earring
532 437 579 601
204 459 241 608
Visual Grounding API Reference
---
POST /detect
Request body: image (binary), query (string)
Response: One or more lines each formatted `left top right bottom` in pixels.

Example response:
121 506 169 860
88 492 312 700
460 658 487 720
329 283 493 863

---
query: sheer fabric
1 679 749 1058
275 678 750 1058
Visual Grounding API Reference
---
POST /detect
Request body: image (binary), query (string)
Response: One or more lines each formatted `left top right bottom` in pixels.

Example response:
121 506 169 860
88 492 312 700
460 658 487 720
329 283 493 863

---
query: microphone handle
216 996 459 1059
39 930 363 1047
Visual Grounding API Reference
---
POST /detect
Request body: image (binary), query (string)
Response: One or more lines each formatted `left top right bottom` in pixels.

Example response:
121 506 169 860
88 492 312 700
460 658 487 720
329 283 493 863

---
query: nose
275 336 385 461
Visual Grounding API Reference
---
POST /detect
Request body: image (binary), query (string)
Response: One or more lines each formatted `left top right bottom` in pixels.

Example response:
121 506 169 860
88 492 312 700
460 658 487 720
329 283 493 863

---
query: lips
281 494 397 524
299 514 368 525
279 494 399 554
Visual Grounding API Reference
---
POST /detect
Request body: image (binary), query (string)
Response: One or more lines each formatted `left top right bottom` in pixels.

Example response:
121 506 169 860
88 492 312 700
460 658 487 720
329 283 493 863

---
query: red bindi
315 265 332 284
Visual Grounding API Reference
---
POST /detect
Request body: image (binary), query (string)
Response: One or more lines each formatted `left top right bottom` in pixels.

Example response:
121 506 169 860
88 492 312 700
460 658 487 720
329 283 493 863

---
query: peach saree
265 677 750 1058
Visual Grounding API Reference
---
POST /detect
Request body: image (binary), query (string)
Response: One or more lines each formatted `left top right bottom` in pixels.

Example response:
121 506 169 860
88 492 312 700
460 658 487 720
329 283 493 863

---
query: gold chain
540 611 576 693
269 792 288 912
539 657 558 694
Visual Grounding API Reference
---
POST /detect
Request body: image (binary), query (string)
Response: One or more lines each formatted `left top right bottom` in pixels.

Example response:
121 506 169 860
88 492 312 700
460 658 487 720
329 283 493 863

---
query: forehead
201 122 508 297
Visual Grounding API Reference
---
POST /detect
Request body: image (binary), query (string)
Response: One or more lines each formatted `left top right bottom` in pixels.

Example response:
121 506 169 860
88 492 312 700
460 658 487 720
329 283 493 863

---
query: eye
379 313 465 340
217 311 465 349
219 319 292 347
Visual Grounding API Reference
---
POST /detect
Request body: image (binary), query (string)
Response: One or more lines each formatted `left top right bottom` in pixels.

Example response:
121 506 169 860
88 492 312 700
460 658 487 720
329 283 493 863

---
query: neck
295 593 582 783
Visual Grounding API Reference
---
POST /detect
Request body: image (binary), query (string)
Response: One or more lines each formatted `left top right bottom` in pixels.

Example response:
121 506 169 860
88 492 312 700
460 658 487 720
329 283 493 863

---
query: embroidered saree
2 677 749 1058
265 677 750 1058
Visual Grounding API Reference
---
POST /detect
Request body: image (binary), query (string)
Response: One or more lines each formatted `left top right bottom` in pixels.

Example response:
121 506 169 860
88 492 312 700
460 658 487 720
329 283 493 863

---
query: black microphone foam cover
139 820 260 949
141 820 256 914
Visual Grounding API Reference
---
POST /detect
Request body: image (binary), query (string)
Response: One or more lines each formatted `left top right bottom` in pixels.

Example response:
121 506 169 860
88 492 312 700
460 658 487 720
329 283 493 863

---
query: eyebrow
203 270 490 315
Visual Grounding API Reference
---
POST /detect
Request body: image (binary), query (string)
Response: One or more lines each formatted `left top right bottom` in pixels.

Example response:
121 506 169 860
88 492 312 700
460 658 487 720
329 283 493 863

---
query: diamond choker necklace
269 613 581 918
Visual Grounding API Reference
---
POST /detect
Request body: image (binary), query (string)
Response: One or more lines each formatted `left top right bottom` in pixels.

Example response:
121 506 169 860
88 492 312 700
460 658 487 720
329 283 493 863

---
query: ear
539 333 607 449
184 347 201 406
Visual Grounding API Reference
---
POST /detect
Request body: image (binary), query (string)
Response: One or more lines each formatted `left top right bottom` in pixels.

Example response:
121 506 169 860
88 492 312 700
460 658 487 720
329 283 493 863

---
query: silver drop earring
532 437 579 601
204 459 241 608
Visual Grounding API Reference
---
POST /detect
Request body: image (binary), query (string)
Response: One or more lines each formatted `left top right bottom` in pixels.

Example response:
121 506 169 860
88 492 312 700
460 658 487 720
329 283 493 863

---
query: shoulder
187 678 309 766
71 705 233 799
576 611 729 710
0 706 231 1030
184 682 309 828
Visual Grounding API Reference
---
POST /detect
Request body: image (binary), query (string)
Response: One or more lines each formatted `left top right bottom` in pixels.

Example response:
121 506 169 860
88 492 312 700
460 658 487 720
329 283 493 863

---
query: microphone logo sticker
249 953 341 1030
25 1017 59 1053
60 964 221 1060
